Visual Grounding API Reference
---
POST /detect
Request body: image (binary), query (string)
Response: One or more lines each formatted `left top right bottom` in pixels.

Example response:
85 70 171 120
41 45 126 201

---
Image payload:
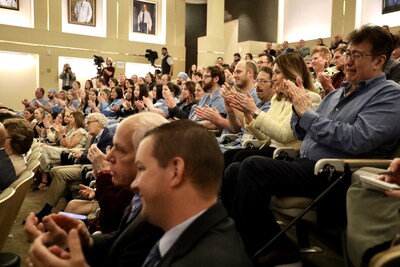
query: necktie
142 11 145 23
119 195 141 228
142 241 161 267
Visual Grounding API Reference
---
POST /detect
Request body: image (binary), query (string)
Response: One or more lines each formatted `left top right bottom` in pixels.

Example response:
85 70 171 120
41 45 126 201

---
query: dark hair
112 87 124 99
24 108 35 122
165 82 181 97
347 24 394 69
258 66 273 78
71 111 85 129
109 78 118 87
245 53 253 60
181 81 196 104
3 118 34 155
98 77 106 85
234 53 241 58
137 84 149 101
38 87 45 95
155 84 164 100
145 120 223 194
78 90 90 112
126 78 135 88
192 71 203 79
85 79 94 89
206 66 225 86
258 53 274 64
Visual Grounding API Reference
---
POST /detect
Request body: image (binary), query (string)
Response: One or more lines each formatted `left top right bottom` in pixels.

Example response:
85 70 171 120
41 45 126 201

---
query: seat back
0 188 16 251
0 171 34 251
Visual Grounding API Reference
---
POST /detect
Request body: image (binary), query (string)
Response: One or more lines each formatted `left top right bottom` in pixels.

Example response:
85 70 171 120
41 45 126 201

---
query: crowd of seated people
4 25 398 267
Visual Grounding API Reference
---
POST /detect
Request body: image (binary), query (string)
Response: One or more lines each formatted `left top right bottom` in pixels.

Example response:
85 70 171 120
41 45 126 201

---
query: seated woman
23 107 36 127
347 158 400 267
223 53 321 166
166 80 197 119
3 118 34 176
77 90 91 116
120 84 148 116
143 82 180 118
310 45 338 97
32 108 45 138
99 87 123 119
145 72 156 91
37 111 88 190
64 89 80 111
41 112 64 144
194 81 206 102
124 78 135 93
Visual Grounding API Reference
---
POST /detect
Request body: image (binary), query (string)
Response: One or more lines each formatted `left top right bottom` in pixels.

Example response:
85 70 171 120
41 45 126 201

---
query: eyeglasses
257 61 268 65
203 74 212 79
255 79 272 85
86 120 98 125
344 51 374 61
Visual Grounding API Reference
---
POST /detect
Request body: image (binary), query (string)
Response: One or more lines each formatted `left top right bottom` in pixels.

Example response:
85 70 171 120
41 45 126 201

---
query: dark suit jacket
158 202 252 267
0 148 17 192
79 128 113 164
87 208 163 267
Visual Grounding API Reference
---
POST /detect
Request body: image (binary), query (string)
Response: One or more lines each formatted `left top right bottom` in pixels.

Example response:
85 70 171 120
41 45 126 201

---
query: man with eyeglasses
189 66 226 130
34 113 113 221
222 24 400 266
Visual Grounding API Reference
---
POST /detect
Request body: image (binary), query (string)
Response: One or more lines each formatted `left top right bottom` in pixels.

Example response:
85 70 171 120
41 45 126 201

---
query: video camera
93 55 104 66
145 49 158 66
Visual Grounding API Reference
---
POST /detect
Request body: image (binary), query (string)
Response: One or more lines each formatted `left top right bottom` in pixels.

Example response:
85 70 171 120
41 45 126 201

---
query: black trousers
221 156 325 256
223 146 276 170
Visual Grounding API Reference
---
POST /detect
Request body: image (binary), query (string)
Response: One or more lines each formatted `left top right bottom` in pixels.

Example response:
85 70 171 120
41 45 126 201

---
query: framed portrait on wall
133 0 157 35
382 0 400 14
68 0 96 26
0 0 19 10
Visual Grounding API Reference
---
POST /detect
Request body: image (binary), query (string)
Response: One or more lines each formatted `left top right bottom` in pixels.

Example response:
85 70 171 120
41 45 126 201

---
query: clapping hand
284 77 311 116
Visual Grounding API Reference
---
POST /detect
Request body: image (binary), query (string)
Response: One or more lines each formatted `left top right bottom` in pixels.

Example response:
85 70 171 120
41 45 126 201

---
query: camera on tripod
93 55 105 78
145 49 158 66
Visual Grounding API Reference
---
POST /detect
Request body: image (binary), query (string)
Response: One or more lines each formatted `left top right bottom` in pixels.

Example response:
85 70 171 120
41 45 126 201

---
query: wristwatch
252 108 261 119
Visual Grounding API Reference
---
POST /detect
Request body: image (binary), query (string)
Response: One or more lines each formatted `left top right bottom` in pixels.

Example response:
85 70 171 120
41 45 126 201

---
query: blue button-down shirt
291 74 400 161
189 88 226 121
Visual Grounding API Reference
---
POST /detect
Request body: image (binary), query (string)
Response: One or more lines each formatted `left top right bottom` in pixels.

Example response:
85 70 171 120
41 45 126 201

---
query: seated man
188 66 227 130
21 87 49 110
347 158 400 266
0 122 16 192
35 113 113 220
27 120 252 266
221 24 400 266
25 113 168 267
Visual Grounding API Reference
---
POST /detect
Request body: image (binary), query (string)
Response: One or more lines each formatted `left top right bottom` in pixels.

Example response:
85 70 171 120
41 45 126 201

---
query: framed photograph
68 0 96 27
133 0 157 35
383 0 400 14
0 0 19 10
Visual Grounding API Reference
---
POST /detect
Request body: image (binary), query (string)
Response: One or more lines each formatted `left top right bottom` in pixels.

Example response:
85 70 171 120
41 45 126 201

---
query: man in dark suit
281 41 294 54
34 113 114 220
25 113 168 267
132 120 252 266
0 122 16 192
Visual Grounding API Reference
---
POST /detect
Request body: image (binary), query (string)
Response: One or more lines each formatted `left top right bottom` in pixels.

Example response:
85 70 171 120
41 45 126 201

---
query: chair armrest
80 164 93 172
314 158 392 175
220 134 239 143
242 139 268 149
273 147 300 160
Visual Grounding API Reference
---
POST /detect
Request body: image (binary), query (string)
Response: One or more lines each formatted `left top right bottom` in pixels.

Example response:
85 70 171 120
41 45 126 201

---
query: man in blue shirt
221 24 400 266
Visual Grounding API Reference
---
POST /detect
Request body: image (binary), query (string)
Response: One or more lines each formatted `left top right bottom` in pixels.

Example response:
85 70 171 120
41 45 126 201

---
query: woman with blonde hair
310 45 337 96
